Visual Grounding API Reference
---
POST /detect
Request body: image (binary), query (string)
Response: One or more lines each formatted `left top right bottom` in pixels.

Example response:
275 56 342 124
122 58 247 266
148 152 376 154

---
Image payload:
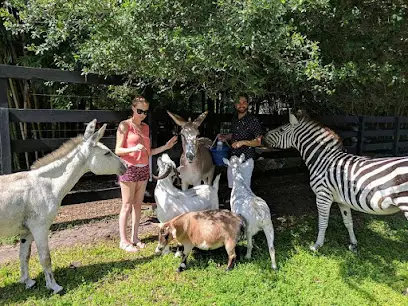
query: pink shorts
118 165 150 182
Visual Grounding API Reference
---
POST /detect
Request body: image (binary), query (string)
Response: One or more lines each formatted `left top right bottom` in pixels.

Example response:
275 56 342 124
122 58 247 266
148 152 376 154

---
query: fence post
393 116 401 156
357 116 365 156
0 78 12 174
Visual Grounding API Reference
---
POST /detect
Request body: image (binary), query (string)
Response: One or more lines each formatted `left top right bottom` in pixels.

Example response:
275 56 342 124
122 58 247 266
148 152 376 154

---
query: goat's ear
239 154 245 163
156 223 164 229
84 119 97 140
167 111 187 127
88 124 106 146
222 157 230 166
193 111 208 128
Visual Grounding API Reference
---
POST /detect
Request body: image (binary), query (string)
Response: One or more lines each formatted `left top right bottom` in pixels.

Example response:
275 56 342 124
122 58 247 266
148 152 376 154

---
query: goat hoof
48 284 64 295
349 244 358 253
23 279 36 289
56 288 66 296
271 264 278 270
176 263 186 273
310 244 320 252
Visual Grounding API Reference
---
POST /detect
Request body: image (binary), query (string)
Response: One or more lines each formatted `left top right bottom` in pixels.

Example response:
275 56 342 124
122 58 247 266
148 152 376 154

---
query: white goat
0 120 127 294
223 154 277 269
153 153 220 223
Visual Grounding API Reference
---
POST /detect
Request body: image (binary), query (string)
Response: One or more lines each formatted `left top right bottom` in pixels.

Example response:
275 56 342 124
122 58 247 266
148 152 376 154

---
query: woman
115 96 178 252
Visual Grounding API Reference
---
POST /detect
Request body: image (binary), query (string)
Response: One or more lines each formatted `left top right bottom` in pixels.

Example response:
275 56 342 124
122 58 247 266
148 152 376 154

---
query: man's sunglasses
136 108 148 115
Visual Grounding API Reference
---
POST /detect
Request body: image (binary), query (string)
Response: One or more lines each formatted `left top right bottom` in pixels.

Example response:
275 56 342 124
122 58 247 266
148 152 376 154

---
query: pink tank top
121 121 151 166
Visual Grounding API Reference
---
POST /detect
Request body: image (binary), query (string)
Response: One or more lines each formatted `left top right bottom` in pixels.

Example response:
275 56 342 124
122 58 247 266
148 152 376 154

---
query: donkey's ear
84 119 97 140
89 124 107 145
167 111 187 127
193 111 208 128
239 154 245 163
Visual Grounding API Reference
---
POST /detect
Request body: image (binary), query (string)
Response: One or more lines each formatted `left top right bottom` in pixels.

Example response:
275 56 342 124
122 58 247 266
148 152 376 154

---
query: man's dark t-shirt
230 113 263 161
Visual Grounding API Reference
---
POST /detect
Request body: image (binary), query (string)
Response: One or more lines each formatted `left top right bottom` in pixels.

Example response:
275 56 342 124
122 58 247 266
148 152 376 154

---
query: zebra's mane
300 116 344 151
31 135 84 169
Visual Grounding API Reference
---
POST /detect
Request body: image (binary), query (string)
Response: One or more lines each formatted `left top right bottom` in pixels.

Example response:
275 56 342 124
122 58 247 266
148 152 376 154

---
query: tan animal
155 209 245 272
167 111 215 190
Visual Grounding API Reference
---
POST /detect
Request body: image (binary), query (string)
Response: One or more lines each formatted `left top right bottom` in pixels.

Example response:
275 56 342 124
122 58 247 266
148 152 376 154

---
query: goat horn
152 166 172 180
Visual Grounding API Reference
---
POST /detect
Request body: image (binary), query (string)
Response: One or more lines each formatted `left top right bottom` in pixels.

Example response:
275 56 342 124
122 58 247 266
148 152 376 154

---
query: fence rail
2 64 408 206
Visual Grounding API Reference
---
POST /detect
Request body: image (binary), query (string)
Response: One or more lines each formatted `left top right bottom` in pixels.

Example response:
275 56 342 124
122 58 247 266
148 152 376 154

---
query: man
218 93 263 188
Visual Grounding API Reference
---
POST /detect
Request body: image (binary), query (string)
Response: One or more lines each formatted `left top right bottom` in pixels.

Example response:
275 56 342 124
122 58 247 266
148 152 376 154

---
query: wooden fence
2 64 408 206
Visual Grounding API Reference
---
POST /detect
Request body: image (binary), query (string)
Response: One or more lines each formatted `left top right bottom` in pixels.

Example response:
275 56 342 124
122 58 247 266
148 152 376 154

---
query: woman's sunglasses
136 108 148 115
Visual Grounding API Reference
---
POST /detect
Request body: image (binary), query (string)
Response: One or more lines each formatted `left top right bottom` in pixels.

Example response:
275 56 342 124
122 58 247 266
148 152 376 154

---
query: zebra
263 110 408 252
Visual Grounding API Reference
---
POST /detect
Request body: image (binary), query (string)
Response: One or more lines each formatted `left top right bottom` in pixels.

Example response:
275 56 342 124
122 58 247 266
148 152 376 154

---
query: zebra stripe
263 114 407 251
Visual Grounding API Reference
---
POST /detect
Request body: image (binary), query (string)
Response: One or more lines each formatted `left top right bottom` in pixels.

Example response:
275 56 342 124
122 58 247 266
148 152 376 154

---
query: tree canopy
1 0 407 115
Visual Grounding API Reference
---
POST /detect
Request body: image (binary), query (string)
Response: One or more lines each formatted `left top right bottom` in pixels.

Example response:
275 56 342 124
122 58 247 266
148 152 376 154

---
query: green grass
1 213 408 305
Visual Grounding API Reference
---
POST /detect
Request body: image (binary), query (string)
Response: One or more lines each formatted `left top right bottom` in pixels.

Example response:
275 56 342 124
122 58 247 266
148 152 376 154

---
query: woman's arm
150 135 178 156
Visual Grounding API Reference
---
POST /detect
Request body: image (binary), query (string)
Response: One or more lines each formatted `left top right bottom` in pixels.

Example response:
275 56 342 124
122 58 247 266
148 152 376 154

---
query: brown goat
155 209 245 272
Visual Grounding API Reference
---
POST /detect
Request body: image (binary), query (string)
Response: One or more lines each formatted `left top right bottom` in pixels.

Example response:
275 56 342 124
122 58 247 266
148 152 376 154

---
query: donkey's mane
31 135 84 169
301 116 344 150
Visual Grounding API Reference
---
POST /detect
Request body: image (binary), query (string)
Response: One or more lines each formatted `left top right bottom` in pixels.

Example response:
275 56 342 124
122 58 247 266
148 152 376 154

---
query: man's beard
237 107 247 113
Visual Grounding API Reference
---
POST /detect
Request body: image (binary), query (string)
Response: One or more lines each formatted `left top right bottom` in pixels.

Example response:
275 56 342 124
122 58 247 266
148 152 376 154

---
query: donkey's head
83 119 127 175
262 110 304 149
167 111 208 163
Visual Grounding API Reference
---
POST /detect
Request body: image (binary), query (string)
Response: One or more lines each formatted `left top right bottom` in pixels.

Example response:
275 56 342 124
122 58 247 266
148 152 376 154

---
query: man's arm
231 116 263 149
231 136 262 149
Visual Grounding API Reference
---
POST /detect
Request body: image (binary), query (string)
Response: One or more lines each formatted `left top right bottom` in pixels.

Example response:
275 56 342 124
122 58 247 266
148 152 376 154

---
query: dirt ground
0 169 315 264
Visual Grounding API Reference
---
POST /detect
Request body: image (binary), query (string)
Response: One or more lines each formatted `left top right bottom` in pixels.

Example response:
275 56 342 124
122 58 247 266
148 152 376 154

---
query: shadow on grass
0 255 157 303
50 214 118 231
336 213 408 299
273 211 408 299
2 212 406 303
182 211 407 299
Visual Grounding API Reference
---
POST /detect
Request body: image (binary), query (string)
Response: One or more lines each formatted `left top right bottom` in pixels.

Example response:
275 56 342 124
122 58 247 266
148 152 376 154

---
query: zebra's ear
289 112 299 125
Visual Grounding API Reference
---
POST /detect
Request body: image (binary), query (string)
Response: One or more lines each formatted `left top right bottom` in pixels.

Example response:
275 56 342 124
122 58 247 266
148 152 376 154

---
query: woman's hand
132 144 146 152
166 136 178 150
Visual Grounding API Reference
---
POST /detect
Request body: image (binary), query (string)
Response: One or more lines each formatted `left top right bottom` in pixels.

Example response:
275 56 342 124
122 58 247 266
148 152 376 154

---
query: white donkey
167 111 215 191
223 154 277 270
0 119 127 294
